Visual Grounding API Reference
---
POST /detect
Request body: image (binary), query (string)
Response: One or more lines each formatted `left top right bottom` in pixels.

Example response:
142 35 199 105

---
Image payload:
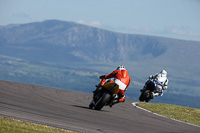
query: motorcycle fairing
103 82 119 94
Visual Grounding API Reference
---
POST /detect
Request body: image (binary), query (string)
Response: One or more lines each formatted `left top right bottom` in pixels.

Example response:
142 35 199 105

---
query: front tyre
94 93 111 110
89 100 95 109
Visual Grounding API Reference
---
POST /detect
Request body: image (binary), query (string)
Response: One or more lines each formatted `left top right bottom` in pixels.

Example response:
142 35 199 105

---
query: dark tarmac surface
0 80 199 133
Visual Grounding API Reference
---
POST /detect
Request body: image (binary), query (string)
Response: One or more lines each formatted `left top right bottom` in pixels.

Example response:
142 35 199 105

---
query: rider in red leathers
95 65 131 107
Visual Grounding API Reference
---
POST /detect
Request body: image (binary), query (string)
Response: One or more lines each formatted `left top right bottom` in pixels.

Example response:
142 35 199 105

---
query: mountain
0 20 200 108
2 20 199 63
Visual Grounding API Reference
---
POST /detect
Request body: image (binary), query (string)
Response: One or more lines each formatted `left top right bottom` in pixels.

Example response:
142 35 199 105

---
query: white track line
132 102 200 128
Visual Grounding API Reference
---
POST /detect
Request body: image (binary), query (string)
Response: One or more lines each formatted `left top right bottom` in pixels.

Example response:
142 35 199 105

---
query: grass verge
0 117 76 133
138 102 200 126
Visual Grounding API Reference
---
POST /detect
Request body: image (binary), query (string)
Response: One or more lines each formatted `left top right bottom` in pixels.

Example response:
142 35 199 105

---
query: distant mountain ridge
0 19 186 63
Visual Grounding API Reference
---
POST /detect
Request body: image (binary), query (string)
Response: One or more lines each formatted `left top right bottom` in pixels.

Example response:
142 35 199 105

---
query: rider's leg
109 89 125 107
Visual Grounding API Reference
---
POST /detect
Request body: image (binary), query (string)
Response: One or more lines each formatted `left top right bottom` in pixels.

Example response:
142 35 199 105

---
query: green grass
138 102 200 126
0 117 76 133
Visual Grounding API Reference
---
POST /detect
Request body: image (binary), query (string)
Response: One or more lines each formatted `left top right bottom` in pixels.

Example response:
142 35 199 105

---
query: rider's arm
99 71 117 85
149 73 159 79
105 70 119 79
99 74 108 79
163 79 169 90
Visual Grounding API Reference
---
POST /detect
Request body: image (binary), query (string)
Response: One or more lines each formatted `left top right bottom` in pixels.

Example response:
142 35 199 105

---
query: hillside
0 20 200 108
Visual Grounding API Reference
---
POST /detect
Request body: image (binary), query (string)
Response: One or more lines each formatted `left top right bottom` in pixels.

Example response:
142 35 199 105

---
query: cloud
123 25 200 41
171 28 200 37
76 19 101 28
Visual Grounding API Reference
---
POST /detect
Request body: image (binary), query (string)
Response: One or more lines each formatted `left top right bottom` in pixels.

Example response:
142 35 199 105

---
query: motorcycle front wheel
89 100 95 109
139 90 147 102
94 93 111 110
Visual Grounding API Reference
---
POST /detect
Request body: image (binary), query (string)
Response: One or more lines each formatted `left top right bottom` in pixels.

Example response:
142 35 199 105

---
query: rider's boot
109 99 119 107
151 92 159 98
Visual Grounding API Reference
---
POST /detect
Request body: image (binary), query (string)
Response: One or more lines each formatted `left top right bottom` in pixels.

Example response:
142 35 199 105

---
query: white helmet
117 65 126 70
160 70 167 77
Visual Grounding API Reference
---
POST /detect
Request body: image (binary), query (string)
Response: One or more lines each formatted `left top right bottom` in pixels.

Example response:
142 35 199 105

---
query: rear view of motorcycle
139 78 164 102
89 80 119 110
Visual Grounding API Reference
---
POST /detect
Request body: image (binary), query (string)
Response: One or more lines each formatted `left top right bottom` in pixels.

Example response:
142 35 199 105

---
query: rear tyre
145 98 150 102
94 93 111 110
139 90 151 102
143 90 151 102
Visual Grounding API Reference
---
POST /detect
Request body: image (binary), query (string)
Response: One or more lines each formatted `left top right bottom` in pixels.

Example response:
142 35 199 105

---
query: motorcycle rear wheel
139 90 151 102
144 90 151 102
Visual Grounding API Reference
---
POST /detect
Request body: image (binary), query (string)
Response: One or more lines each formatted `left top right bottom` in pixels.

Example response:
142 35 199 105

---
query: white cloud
171 28 200 37
76 19 101 28
90 21 101 27
124 26 200 41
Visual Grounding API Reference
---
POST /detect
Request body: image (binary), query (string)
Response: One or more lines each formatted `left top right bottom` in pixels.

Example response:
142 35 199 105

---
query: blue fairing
146 79 164 96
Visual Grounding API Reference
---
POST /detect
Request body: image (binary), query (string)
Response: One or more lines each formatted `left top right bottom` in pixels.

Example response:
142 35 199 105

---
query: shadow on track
71 105 110 112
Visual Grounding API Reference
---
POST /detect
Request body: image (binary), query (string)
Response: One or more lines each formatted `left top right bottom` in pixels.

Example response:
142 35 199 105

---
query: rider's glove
96 84 102 88
149 75 153 79
163 86 167 90
99 75 106 79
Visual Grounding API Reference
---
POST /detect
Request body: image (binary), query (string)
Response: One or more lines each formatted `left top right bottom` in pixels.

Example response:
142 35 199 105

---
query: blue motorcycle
139 78 163 102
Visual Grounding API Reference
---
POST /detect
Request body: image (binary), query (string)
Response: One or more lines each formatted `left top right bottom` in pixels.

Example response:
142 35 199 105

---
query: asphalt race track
0 80 199 133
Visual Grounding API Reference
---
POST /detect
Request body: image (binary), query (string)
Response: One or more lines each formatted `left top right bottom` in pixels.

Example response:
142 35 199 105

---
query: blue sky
0 0 200 41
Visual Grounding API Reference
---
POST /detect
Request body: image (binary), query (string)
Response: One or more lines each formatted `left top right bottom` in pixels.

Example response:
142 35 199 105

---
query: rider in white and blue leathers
142 70 169 97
